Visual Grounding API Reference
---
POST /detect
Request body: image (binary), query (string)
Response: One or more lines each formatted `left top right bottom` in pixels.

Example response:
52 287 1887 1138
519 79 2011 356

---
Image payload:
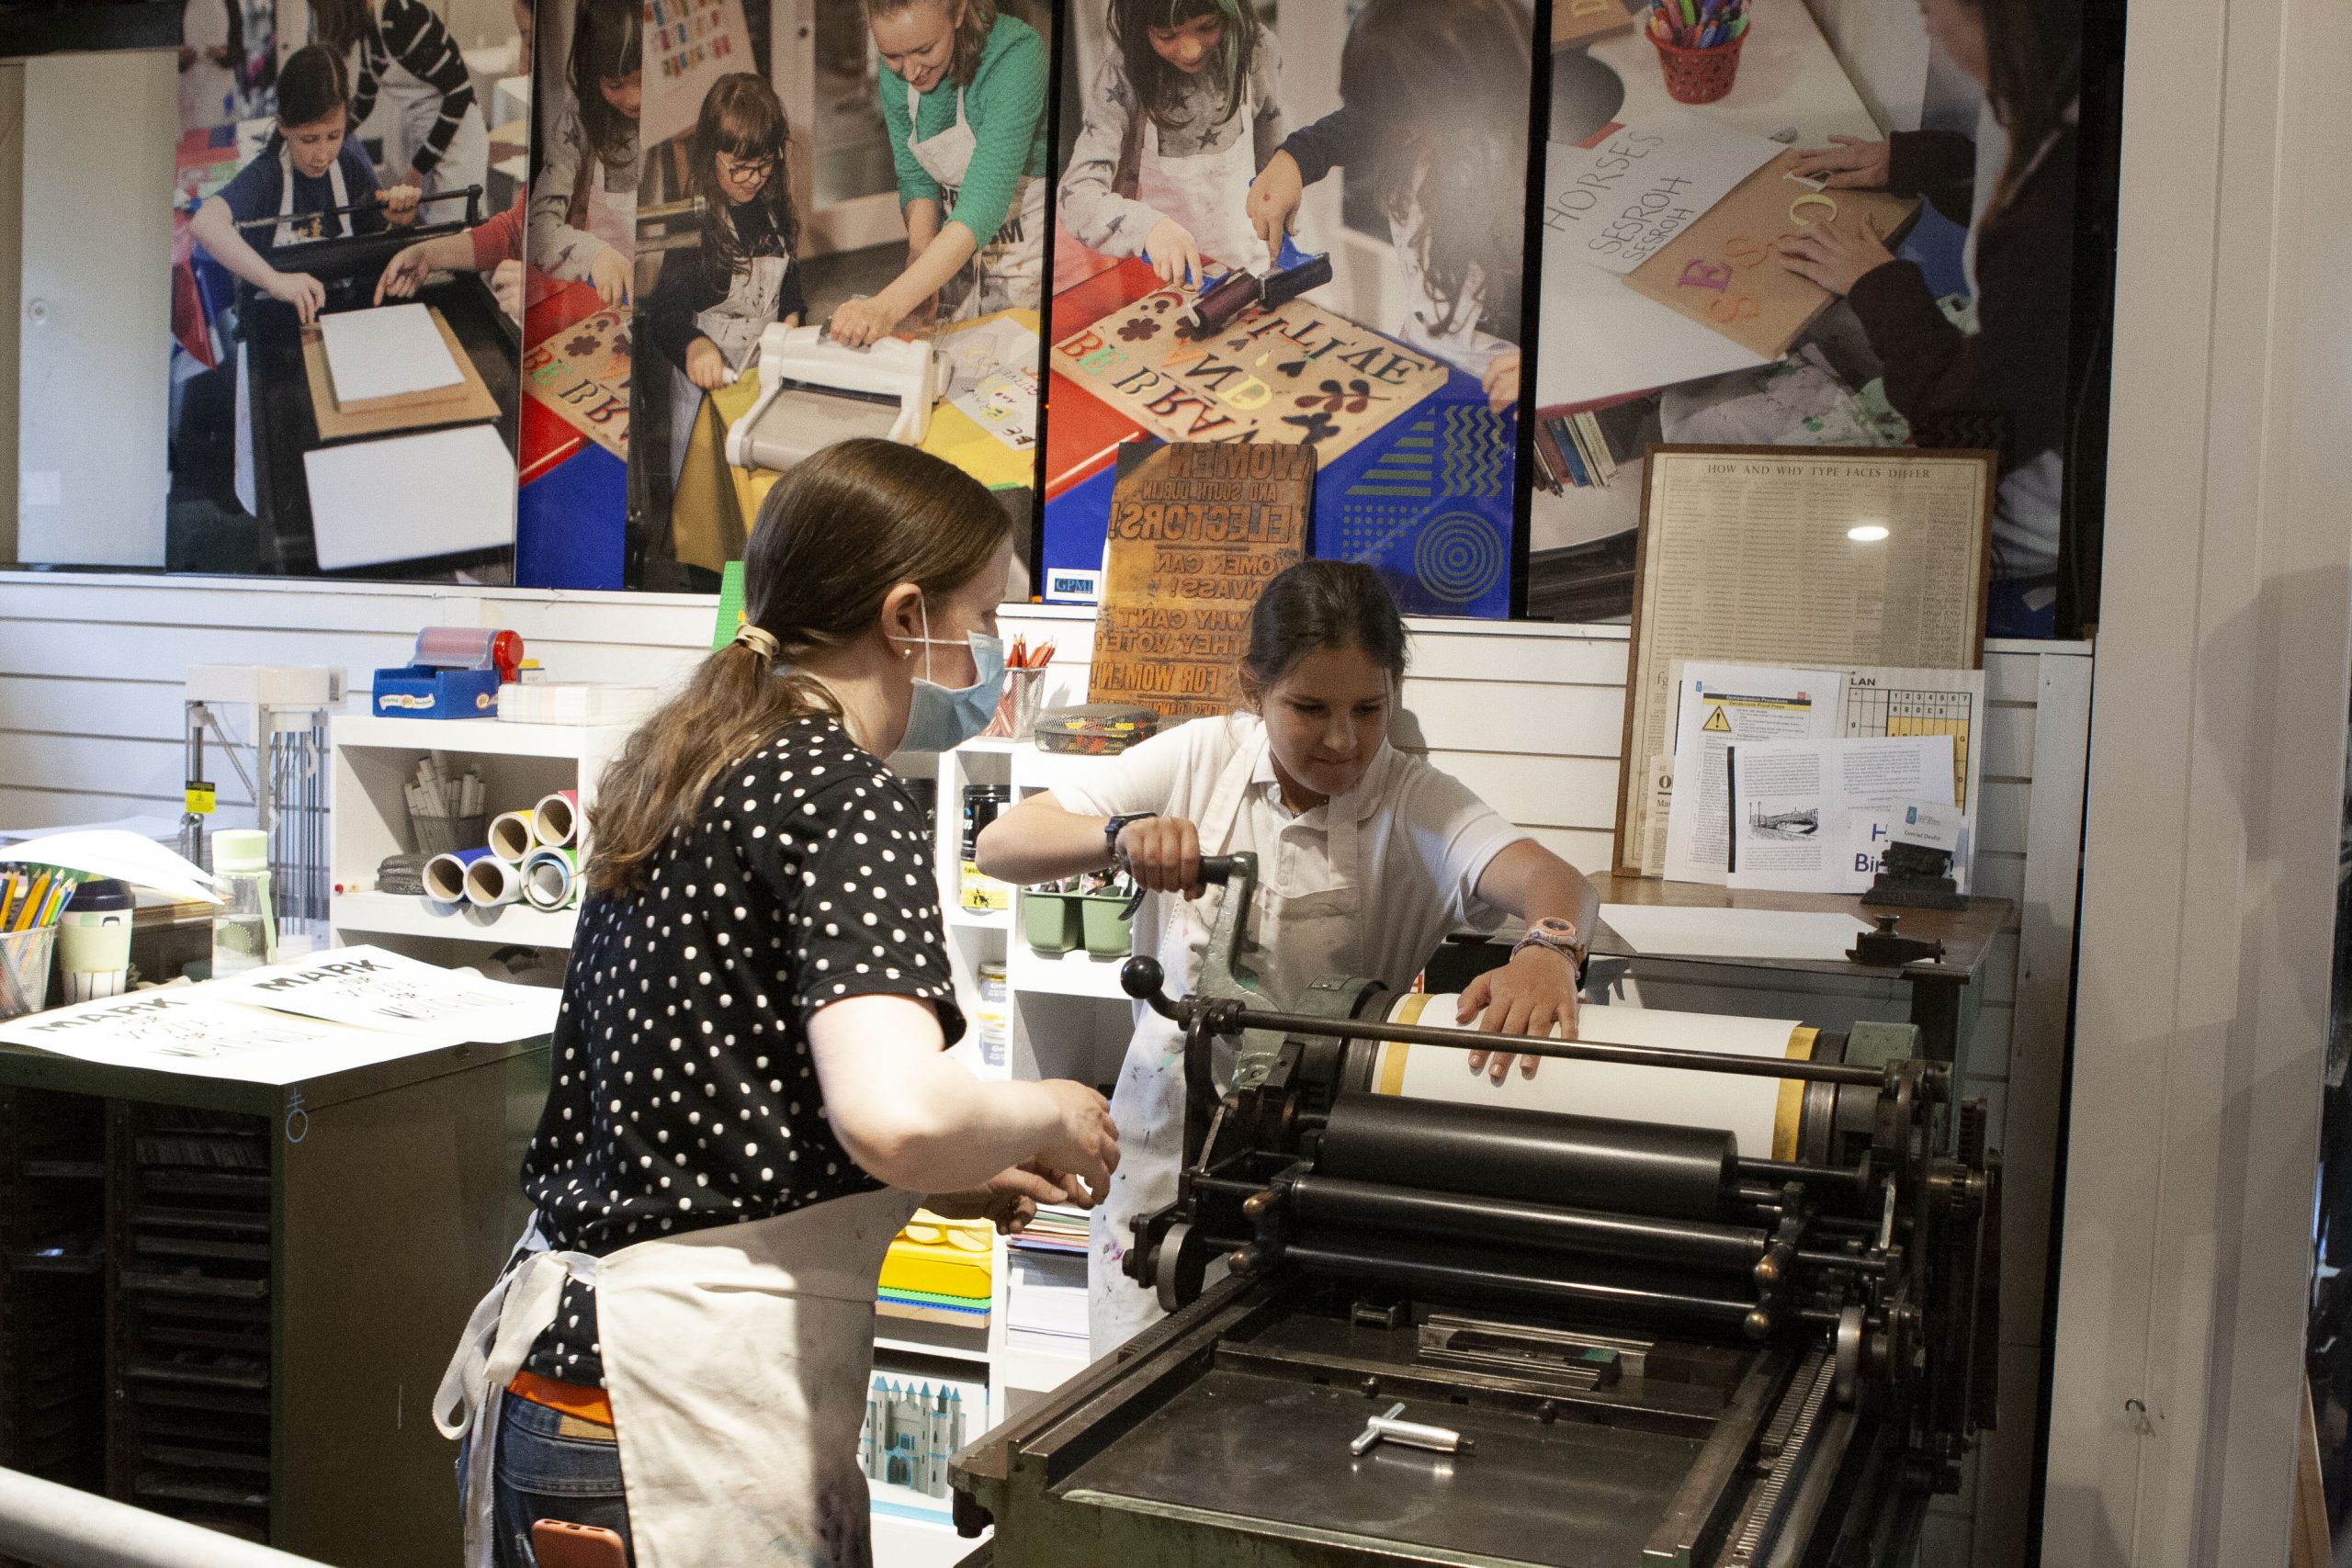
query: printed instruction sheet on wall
1724 734 1954 894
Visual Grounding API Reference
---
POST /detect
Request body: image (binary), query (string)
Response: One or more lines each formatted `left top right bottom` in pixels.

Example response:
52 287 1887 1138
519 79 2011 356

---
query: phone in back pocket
532 1518 628 1568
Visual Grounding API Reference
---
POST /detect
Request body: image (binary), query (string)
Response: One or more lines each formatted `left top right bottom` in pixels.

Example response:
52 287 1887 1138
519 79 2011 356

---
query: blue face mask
895 595 1006 753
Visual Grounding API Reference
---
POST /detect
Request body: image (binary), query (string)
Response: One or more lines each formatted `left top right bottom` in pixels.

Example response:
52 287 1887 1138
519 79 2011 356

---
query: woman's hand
925 1161 1078 1234
1775 209 1896 297
373 241 434 304
1245 150 1305 268
685 336 732 390
589 244 632 306
379 182 422 227
1144 217 1204 290
1481 348 1521 415
265 269 327 324
1032 1080 1119 1204
1117 816 1204 899
830 293 904 348
1455 947 1580 1084
1790 135 1892 190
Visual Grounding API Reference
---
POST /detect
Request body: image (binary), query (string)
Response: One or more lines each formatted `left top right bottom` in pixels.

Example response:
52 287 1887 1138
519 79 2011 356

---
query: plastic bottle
210 829 278 976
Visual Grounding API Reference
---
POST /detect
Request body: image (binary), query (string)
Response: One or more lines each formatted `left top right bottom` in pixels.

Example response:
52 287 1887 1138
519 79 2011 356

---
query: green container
1080 894 1136 958
1022 892 1081 954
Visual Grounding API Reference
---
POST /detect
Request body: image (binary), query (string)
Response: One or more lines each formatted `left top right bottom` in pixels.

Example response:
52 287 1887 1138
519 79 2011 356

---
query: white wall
0 570 2088 1564
16 51 174 569
0 62 22 567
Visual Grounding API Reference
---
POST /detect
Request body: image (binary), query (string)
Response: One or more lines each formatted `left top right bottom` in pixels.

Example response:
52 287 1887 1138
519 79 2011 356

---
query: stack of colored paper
877 1210 991 1326
1007 1202 1089 1257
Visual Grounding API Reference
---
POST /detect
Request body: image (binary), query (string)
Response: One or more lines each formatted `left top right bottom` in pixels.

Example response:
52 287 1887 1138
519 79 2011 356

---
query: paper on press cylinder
1368 996 1811 1159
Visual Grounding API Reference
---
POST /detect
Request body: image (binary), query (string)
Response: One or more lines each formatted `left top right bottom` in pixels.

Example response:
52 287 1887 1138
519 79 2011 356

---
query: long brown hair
865 0 1001 91
571 0 643 172
1978 0 2080 223
688 73 799 286
586 440 1009 896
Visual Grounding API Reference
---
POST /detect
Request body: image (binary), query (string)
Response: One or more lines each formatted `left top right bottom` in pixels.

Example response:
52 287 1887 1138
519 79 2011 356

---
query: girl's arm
1455 839 1603 1079
1250 28 1286 171
810 994 1118 1196
190 195 324 321
830 216 975 345
974 792 1119 886
373 229 479 302
1057 54 1159 256
526 108 618 290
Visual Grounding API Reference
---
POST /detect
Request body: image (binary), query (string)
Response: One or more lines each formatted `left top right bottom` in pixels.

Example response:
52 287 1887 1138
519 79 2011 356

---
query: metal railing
0 1466 328 1568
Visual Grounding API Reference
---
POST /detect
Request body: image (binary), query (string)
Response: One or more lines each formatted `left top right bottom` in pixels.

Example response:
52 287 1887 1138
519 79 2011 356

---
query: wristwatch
1512 917 1587 974
1103 812 1157 867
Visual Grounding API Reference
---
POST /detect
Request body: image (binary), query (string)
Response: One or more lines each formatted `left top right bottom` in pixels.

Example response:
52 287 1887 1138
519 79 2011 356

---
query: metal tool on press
178 666 343 949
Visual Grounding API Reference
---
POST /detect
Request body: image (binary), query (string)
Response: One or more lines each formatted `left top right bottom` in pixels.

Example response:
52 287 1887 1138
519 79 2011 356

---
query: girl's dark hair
1340 0 1530 339
571 0 643 172
1240 560 1408 694
1979 0 2081 222
865 0 1001 91
689 73 799 285
587 440 1010 895
1108 0 1258 132
276 42 351 130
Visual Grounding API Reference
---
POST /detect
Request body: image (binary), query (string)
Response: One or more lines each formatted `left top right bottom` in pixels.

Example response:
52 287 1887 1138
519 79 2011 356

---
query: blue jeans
491 1395 635 1568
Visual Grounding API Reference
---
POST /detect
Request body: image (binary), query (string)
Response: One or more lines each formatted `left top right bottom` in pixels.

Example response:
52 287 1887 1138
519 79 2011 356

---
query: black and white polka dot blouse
517 716 962 1385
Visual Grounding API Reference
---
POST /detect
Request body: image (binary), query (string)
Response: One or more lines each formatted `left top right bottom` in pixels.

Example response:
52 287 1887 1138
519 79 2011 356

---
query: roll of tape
533 789 580 848
464 853 523 908
424 846 492 904
488 810 537 864
522 846 580 911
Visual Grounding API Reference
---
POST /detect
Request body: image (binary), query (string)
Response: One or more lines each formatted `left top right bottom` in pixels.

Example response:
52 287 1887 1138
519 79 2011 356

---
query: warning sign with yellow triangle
1702 705 1733 734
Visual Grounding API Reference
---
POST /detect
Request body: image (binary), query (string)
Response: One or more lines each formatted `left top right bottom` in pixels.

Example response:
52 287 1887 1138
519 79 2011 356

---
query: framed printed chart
1613 446 1996 874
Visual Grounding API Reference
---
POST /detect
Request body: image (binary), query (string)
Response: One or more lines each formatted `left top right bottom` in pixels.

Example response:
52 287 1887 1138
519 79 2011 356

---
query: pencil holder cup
1652 28 1747 104
982 668 1047 742
0 928 57 1021
412 810 487 859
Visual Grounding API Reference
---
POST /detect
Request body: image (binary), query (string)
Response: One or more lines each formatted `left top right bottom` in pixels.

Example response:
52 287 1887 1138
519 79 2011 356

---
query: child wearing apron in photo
1244 0 1534 413
313 0 492 206
829 0 1048 346
639 73 808 578
1058 0 1284 288
527 0 641 304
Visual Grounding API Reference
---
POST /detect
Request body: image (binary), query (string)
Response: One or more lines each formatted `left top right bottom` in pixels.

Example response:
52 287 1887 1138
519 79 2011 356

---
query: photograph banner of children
165 1 527 580
515 0 643 589
1529 0 2086 638
627 0 1051 594
1038 0 1535 619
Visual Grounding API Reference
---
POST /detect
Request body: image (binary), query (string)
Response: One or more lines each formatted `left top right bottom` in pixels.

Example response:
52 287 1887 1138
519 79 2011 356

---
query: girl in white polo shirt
978 560 1601 1356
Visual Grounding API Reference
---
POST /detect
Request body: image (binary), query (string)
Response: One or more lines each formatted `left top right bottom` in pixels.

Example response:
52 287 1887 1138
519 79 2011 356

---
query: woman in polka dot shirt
436 439 1119 1568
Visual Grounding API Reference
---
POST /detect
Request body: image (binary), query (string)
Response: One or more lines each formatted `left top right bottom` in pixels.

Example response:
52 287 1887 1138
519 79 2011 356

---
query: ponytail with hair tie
732 624 782 662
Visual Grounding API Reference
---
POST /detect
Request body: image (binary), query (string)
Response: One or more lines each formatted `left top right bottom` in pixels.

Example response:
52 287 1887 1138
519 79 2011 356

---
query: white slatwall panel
0 572 2088 1568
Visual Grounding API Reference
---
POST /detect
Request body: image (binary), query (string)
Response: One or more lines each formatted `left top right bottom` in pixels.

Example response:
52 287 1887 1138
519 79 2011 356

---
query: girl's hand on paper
685 336 732 390
266 269 327 323
1775 210 1895 297
1481 349 1521 415
1145 218 1204 290
1789 135 1892 190
1457 945 1579 1085
589 245 632 306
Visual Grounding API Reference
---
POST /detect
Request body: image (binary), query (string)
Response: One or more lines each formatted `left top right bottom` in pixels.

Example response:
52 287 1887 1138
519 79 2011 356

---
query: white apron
376 51 492 204
1389 211 1514 381
577 143 639 258
237 146 353 513
905 77 1046 319
1088 731 1363 1359
436 1186 921 1568
668 252 789 485
1133 81 1262 272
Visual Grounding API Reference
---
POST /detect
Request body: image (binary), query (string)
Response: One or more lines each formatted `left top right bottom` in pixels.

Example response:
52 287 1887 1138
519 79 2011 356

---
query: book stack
1534 409 1621 491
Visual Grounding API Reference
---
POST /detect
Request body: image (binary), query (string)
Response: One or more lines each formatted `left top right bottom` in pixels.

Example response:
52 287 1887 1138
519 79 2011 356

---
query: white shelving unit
326 713 633 956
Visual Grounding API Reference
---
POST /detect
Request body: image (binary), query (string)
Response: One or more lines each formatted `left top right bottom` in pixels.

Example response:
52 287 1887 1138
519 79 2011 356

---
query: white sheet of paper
207 943 558 1043
1662 661 1845 885
1599 904 1873 963
1540 112 1783 277
303 425 516 570
0 829 220 903
320 302 465 402
0 989 453 1084
1373 1000 1807 1156
1837 666 1985 891
1726 735 1955 894
937 317 1039 399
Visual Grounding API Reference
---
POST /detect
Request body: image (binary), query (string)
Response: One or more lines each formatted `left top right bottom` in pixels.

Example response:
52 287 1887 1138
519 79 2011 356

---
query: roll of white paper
463 853 523 908
488 809 537 864
522 846 579 911
1368 996 1813 1160
532 789 579 848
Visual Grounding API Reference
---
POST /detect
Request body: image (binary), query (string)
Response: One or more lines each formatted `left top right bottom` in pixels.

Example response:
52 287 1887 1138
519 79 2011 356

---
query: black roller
1317 1091 1736 1222
1286 1173 1766 1273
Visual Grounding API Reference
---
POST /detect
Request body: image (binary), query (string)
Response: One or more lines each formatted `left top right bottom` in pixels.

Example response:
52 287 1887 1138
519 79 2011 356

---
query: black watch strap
1104 812 1156 866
